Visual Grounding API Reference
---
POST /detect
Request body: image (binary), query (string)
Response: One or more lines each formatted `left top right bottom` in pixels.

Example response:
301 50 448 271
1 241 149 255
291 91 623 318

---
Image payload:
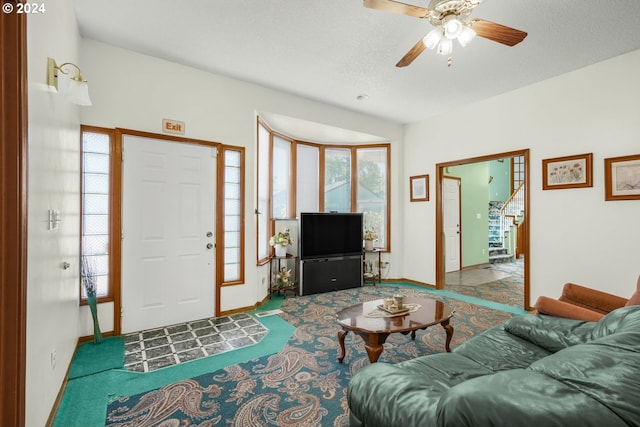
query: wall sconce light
46 57 92 106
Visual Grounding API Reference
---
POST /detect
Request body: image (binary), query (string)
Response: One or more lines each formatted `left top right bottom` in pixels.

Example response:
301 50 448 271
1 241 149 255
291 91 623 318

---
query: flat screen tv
300 212 363 259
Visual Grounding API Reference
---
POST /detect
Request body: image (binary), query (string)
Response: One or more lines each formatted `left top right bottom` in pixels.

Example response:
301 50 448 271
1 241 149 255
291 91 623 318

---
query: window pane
224 231 240 247
225 150 240 167
225 199 240 215
272 136 291 218
357 147 388 249
222 147 243 284
224 182 240 199
297 144 319 216
224 264 240 282
83 194 109 215
324 148 351 212
81 130 111 300
83 174 109 194
83 153 109 174
83 214 109 235
257 124 270 261
83 132 110 154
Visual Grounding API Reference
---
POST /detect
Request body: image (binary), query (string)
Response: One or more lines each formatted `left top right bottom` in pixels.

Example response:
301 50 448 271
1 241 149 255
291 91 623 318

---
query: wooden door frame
435 149 530 310
113 129 221 335
1 3 28 425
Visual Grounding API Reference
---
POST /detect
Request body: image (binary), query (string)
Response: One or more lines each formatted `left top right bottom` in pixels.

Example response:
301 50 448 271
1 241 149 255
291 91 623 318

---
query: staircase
488 201 513 264
488 182 525 264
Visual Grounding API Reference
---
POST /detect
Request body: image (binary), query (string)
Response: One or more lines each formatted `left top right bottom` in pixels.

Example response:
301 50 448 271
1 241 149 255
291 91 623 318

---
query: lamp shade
423 29 442 50
457 26 477 47
437 38 453 55
66 79 92 106
443 17 463 39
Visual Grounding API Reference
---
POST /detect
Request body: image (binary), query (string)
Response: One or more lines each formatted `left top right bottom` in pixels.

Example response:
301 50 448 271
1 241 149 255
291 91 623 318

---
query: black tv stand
300 255 363 296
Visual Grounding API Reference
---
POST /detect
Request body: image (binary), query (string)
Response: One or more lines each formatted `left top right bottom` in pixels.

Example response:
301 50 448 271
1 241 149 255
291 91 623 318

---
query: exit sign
162 119 185 135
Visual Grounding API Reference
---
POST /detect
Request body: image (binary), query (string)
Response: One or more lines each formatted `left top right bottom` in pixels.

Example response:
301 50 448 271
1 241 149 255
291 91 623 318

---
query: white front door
121 135 216 333
443 177 461 273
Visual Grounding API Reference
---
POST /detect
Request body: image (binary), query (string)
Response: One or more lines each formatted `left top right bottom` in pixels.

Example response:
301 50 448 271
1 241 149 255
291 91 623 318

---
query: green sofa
348 305 640 427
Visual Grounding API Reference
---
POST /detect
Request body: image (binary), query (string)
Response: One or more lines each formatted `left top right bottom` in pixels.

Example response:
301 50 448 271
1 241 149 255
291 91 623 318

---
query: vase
87 294 103 344
364 240 374 251
275 244 287 257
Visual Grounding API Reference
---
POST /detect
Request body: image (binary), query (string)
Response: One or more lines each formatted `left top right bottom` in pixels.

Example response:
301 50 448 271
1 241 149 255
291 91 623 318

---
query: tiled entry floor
124 313 269 372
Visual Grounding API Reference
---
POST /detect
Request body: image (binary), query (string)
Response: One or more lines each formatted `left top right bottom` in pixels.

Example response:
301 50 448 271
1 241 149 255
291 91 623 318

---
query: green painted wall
489 159 511 201
448 162 490 267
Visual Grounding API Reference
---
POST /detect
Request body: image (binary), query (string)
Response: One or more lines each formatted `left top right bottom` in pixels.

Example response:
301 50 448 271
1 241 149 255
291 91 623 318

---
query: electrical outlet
380 261 390 268
50 348 56 370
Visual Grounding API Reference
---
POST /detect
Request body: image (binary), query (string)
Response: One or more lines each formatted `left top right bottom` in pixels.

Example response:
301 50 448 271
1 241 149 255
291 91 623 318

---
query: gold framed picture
605 154 640 201
410 174 429 202
542 153 593 190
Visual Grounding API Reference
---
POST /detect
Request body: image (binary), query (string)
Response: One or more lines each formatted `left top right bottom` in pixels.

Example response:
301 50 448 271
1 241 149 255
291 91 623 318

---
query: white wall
79 39 405 316
26 2 83 425
403 49 640 306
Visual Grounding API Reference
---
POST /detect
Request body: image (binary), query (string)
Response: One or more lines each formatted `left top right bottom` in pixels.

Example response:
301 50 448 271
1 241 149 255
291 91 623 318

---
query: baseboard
45 340 79 427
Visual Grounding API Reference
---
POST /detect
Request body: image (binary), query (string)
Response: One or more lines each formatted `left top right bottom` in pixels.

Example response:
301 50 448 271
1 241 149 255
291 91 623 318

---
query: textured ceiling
74 0 640 128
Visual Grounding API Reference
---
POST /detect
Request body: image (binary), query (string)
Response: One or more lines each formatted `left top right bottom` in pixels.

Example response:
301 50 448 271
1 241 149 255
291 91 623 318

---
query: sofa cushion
503 313 595 352
453 324 551 369
436 370 629 427
347 353 492 427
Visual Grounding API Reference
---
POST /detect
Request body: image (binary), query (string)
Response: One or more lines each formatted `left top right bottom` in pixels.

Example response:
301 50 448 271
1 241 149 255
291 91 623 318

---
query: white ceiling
74 0 640 132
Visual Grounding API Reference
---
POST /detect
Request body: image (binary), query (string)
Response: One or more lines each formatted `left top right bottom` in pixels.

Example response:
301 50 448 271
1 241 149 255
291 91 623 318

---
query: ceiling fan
364 0 527 67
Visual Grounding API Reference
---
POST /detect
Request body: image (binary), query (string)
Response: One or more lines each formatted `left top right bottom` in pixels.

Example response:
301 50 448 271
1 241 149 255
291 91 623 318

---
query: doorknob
206 243 214 249
206 231 213 238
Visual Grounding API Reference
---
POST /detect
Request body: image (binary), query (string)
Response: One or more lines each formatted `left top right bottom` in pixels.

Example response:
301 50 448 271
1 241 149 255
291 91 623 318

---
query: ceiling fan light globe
423 29 442 50
443 17 463 39
437 38 453 55
457 26 476 47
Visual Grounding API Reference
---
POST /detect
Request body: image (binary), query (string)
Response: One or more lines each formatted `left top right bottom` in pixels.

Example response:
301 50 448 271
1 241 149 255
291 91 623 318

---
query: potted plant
276 267 292 290
270 228 293 257
363 229 378 251
81 256 103 344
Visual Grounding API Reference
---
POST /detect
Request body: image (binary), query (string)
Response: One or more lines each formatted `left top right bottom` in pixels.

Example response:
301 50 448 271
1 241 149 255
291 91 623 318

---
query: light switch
476 213 481 219
48 209 61 230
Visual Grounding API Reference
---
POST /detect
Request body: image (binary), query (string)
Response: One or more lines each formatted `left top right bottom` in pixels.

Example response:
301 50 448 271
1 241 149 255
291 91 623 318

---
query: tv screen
300 212 363 259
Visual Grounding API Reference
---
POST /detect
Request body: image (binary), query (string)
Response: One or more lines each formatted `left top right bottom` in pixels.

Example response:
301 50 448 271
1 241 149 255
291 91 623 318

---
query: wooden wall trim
0 3 28 425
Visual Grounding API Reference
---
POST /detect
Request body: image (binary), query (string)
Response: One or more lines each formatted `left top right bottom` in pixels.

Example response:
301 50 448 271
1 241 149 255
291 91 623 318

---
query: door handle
206 243 214 249
206 231 213 238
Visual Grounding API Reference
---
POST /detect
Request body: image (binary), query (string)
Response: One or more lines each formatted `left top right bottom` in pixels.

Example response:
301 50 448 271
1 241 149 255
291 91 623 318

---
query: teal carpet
69 336 124 379
55 283 526 426
53 299 294 427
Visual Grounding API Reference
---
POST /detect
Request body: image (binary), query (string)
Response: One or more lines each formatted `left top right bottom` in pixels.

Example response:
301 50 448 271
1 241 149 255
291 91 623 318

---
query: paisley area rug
105 285 514 427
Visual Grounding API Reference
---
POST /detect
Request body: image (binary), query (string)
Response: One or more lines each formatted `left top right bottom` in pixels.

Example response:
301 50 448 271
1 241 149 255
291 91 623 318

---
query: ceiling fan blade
470 19 528 46
363 0 430 19
396 38 427 67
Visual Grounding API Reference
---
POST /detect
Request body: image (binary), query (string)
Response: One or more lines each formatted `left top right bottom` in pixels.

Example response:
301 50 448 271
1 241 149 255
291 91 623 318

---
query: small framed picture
410 174 429 202
605 154 640 201
542 153 593 190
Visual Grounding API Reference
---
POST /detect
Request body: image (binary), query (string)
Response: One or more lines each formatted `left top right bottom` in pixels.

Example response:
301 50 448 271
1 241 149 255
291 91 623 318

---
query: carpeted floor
445 258 524 308
103 284 518 427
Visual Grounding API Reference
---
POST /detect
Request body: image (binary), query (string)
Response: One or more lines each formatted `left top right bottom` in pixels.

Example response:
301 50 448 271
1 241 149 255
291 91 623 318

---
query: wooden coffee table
336 297 454 363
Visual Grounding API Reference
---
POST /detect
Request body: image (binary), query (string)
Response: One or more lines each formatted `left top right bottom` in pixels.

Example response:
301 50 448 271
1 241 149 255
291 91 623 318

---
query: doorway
436 149 530 310
120 133 217 333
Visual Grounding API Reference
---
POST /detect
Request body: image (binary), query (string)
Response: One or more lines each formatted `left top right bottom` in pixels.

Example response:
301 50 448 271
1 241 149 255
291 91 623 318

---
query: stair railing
499 182 525 243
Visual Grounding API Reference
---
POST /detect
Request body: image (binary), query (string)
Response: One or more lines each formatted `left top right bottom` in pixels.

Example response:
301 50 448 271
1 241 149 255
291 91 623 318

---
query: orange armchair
534 275 640 322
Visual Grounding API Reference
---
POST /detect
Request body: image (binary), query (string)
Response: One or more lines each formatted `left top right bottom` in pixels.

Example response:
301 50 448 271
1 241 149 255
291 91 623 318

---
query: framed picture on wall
605 154 640 201
410 174 429 202
542 153 593 190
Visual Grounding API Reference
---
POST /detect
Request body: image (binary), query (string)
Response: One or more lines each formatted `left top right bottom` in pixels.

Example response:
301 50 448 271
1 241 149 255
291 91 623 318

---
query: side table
363 248 381 286
269 253 298 298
